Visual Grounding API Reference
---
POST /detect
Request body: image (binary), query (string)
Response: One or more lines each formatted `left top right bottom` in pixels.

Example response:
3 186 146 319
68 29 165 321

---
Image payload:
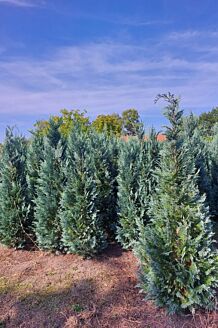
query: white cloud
0 0 45 7
168 30 218 40
0 37 218 123
120 19 171 27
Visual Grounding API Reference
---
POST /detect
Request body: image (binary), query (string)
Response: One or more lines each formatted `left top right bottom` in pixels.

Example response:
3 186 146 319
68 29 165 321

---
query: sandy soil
0 244 217 328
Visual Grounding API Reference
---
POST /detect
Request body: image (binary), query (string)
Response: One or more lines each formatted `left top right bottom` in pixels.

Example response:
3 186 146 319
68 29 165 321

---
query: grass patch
0 277 7 293
71 303 84 313
0 277 33 296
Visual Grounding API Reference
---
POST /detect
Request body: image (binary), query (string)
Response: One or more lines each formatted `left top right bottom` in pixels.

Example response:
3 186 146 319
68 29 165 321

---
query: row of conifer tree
0 93 217 313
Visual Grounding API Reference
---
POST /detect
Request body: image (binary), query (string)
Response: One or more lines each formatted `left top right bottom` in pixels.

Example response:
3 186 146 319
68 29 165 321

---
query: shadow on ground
0 244 217 328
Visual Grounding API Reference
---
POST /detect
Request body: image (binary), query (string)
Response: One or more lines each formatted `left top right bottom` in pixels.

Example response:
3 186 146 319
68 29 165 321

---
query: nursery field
0 244 217 328
0 95 217 327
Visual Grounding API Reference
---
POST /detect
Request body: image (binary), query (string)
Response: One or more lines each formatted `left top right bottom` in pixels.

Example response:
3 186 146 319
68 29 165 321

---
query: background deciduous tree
199 107 218 136
92 113 122 136
33 109 90 137
121 109 143 136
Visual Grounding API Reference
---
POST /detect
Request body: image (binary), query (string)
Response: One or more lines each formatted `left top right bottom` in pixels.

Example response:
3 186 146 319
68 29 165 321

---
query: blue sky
0 0 218 139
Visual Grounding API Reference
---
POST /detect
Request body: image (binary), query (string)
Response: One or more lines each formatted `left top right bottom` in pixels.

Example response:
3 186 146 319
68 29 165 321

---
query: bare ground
0 244 217 328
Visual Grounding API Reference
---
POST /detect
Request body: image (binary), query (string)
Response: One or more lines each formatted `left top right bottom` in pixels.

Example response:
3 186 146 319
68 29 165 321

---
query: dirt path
0 244 217 328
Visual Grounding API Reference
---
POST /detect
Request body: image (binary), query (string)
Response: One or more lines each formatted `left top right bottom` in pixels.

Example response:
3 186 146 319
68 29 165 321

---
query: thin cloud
0 39 218 118
0 0 45 7
119 18 171 27
168 30 218 40
66 11 171 28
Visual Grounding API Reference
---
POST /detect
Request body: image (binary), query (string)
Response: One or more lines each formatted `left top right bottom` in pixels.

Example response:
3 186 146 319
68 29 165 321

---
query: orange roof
156 134 166 142
121 134 166 142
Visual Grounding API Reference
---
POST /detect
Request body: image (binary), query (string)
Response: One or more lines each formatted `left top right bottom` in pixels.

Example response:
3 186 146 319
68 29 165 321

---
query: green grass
71 303 84 313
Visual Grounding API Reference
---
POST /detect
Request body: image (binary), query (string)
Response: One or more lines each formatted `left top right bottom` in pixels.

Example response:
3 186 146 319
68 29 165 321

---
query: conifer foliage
209 124 218 217
26 134 44 223
182 114 213 215
60 128 107 257
33 119 64 250
117 131 159 249
90 132 119 237
26 118 63 224
34 140 64 250
0 128 30 247
137 93 218 313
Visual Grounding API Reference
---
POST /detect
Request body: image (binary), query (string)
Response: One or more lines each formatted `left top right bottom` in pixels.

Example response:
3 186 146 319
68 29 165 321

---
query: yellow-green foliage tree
33 109 90 137
34 119 51 137
92 114 122 137
59 109 90 136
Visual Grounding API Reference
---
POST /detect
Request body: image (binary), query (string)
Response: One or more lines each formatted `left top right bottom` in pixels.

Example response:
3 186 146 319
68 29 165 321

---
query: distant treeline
34 108 144 138
33 106 218 138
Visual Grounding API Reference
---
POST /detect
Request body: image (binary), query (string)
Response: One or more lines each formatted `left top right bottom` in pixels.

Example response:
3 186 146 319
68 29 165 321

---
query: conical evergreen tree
46 117 63 149
182 114 213 214
27 117 64 230
60 127 107 257
27 117 63 200
209 124 218 217
117 130 160 249
0 128 30 247
34 139 64 250
136 93 218 313
90 131 119 237
26 134 44 223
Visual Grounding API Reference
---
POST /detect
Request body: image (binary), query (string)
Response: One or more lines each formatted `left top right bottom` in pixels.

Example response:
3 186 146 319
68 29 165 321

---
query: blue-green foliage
46 118 63 149
60 128 107 257
90 131 119 237
27 118 64 222
26 134 44 224
33 119 64 250
0 128 30 247
34 140 64 250
117 129 160 249
209 124 218 217
27 118 63 200
136 93 218 313
182 114 214 215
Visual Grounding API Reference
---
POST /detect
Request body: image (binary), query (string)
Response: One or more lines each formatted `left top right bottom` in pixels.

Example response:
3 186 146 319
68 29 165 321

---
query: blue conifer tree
34 139 64 250
60 128 107 257
90 131 119 237
117 130 160 249
182 114 213 215
0 128 30 247
136 93 218 313
209 124 218 217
